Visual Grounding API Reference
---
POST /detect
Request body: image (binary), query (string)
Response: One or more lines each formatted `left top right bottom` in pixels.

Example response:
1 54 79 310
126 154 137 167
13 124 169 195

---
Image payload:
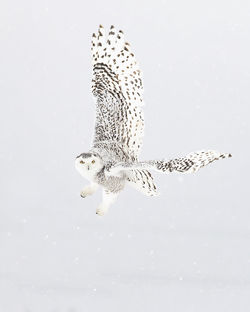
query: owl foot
96 205 108 216
80 183 99 198
95 189 119 216
80 189 91 198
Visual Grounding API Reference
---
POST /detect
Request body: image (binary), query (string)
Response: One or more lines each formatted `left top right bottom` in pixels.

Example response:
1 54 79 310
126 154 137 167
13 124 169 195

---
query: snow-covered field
1 0 249 311
1 190 250 312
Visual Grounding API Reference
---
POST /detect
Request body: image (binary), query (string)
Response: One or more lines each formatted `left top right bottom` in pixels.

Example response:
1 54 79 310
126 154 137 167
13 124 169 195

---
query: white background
0 0 249 311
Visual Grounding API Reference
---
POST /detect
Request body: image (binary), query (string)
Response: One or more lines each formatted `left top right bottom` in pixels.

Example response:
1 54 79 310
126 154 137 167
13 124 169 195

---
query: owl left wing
91 25 144 160
105 151 232 176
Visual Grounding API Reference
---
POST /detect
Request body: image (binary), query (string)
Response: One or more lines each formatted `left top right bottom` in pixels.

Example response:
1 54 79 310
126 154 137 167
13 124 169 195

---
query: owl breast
95 168 126 193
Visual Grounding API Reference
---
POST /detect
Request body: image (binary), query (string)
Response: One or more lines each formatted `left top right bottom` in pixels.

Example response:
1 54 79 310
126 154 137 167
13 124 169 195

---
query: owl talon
80 183 99 199
96 210 105 216
96 210 106 216
80 191 88 198
96 205 108 216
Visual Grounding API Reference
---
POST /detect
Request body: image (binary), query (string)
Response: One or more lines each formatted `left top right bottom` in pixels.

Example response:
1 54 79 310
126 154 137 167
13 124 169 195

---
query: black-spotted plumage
75 25 231 215
105 151 232 176
90 25 157 196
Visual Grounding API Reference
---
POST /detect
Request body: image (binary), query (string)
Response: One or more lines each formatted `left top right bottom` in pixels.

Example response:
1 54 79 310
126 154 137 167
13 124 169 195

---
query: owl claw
80 184 98 198
96 206 108 216
80 190 88 198
96 210 105 216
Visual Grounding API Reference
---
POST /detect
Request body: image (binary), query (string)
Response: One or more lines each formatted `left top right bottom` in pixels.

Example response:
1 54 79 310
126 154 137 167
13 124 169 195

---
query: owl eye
91 160 95 164
80 160 85 164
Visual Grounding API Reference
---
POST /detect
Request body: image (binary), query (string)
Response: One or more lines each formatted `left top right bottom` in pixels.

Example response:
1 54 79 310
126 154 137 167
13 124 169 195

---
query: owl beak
87 165 90 170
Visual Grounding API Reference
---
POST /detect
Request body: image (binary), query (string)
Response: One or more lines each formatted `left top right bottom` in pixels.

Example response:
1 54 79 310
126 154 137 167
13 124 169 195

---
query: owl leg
96 189 119 216
80 183 99 198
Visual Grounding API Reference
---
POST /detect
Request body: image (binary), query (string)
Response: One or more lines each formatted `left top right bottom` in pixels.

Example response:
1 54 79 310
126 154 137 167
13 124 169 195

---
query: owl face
75 153 103 180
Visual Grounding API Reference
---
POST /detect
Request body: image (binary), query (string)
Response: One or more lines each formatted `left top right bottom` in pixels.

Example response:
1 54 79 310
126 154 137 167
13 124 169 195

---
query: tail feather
126 169 158 196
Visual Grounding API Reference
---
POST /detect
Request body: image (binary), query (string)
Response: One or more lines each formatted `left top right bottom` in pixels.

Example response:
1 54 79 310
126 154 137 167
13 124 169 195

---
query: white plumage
91 25 144 160
75 25 231 216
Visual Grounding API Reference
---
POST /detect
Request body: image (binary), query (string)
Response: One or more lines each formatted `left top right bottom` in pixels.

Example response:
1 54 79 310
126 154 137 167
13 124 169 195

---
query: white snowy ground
1 162 249 312
1 0 250 311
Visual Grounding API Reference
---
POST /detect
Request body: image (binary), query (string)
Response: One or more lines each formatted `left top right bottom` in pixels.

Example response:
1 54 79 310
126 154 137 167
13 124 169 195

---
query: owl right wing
91 25 144 160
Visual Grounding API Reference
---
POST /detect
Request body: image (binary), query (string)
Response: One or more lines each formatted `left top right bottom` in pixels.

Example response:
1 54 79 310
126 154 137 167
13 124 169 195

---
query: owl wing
105 151 232 175
91 25 144 160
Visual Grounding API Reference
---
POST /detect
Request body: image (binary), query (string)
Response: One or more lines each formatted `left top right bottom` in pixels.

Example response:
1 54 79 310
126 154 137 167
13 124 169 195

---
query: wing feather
91 25 144 160
105 151 232 175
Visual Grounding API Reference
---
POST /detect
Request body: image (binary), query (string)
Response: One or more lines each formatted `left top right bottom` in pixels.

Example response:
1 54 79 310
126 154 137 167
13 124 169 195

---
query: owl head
75 152 103 179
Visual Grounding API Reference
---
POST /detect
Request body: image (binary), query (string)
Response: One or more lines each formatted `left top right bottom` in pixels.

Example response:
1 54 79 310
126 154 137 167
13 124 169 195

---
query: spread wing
105 151 232 175
91 25 144 160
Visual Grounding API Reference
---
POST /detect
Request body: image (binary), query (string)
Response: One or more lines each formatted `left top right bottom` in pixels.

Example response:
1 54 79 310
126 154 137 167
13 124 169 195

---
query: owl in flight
75 25 231 216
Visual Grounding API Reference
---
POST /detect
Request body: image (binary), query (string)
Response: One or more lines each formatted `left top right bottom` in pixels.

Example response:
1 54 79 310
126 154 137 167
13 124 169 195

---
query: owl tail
126 169 159 196
155 150 232 173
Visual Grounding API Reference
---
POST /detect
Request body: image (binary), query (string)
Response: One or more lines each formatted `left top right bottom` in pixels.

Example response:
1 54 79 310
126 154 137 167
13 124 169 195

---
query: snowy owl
75 25 231 216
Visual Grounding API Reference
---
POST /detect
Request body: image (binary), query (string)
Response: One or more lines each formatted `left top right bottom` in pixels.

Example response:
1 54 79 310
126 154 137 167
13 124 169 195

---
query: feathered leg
96 189 119 216
80 183 99 198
